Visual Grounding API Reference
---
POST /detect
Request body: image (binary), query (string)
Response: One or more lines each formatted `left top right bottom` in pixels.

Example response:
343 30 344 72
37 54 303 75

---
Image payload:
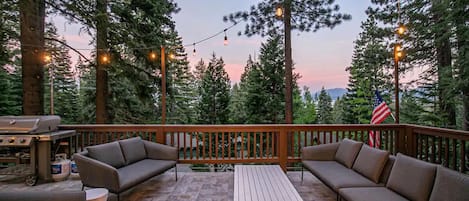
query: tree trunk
20 0 45 115
284 0 293 124
96 0 109 123
433 0 456 128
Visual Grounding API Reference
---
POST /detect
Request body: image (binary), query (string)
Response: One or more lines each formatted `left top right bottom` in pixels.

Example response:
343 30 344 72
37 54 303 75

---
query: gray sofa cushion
118 159 176 191
303 160 381 191
119 137 147 165
386 153 437 201
339 187 408 201
87 141 126 168
429 166 469 201
352 145 389 183
379 155 395 184
334 138 363 168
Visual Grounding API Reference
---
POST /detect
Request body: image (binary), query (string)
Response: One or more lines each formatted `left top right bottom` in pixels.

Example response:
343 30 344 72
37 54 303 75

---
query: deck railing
60 124 468 173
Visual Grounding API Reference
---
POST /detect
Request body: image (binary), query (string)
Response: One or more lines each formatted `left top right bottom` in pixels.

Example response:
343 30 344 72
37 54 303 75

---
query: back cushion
119 137 147 165
334 139 363 168
352 145 389 183
86 141 126 168
379 155 395 184
386 153 437 201
429 166 469 201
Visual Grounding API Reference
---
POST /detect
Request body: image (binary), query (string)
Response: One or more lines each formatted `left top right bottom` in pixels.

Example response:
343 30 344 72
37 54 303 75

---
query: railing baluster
431 136 436 163
260 132 264 159
241 132 245 159
253 132 257 159
461 140 466 173
452 139 457 170
437 136 442 164
202 133 206 160
445 138 450 167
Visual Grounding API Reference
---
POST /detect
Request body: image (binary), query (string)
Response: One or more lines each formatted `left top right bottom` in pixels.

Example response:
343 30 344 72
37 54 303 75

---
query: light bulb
224 35 228 46
193 48 196 56
275 5 283 18
149 51 157 60
43 54 51 63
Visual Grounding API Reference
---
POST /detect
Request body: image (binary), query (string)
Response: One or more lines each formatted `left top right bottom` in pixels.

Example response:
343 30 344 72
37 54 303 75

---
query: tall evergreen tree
197 53 231 124
317 87 333 124
294 86 317 124
343 15 392 124
0 0 22 115
225 0 351 123
332 96 345 124
43 22 79 123
165 32 197 124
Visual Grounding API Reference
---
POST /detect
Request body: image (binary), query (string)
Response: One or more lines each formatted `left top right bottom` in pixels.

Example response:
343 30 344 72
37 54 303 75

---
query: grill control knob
20 139 27 143
8 138 15 143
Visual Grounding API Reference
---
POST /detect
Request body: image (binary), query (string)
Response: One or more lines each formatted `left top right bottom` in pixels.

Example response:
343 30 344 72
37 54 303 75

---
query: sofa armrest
143 140 178 161
73 152 120 192
301 142 340 161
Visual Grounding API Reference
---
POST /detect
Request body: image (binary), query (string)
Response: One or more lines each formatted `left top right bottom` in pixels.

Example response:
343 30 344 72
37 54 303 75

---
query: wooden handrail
59 124 469 173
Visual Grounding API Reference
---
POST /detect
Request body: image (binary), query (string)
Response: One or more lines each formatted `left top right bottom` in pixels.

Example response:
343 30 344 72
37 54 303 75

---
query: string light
192 43 196 57
149 51 157 61
100 53 110 65
168 52 176 60
43 52 51 63
24 20 242 62
275 4 283 19
223 30 228 46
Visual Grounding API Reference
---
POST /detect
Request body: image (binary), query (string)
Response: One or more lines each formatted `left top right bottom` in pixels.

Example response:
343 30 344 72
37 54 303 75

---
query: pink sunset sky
51 0 422 93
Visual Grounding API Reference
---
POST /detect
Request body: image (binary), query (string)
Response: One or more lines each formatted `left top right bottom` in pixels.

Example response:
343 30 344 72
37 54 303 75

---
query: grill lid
0 115 61 134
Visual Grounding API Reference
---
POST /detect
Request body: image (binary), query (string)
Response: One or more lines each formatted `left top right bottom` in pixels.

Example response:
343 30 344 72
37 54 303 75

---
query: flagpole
390 112 397 122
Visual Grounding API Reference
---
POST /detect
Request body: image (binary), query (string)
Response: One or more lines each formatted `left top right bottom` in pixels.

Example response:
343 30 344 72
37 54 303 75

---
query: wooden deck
234 165 303 201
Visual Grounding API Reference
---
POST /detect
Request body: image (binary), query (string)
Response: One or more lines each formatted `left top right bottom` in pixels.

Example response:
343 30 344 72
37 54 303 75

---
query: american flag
369 90 392 148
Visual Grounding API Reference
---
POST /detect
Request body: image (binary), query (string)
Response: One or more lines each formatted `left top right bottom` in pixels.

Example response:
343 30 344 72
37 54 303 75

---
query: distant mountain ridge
313 88 347 100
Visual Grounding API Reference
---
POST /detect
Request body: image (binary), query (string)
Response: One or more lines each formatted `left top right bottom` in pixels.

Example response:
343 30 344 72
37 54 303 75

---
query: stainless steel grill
0 115 77 185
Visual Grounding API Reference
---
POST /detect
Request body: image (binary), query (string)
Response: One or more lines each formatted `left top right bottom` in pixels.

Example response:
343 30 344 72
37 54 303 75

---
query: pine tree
343 15 392 124
294 86 317 124
317 87 333 124
332 96 345 124
197 53 231 124
43 23 79 123
0 0 22 115
165 32 197 124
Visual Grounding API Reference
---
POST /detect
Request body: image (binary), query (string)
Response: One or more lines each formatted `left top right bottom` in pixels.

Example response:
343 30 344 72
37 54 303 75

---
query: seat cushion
334 138 363 168
303 160 381 191
87 141 126 168
119 137 147 165
352 145 389 183
429 166 469 201
339 187 409 201
386 153 437 201
117 159 176 192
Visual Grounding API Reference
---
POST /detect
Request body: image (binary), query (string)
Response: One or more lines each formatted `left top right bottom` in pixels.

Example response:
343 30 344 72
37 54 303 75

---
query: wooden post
156 126 165 144
279 129 288 172
396 125 406 155
161 46 166 125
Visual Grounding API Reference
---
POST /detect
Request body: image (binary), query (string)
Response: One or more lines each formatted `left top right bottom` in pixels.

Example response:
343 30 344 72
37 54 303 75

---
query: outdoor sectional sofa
301 138 469 201
73 136 178 201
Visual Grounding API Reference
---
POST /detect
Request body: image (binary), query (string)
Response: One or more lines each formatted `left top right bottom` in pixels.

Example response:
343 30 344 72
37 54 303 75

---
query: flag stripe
369 90 392 148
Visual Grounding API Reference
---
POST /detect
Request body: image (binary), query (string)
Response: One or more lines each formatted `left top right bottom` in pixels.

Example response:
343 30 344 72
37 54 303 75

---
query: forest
0 0 468 131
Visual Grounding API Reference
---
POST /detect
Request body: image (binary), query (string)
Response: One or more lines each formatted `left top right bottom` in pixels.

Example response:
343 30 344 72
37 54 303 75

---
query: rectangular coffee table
234 165 303 201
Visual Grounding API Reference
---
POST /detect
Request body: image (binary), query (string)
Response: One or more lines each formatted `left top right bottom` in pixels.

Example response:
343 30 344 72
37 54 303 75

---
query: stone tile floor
0 170 335 201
